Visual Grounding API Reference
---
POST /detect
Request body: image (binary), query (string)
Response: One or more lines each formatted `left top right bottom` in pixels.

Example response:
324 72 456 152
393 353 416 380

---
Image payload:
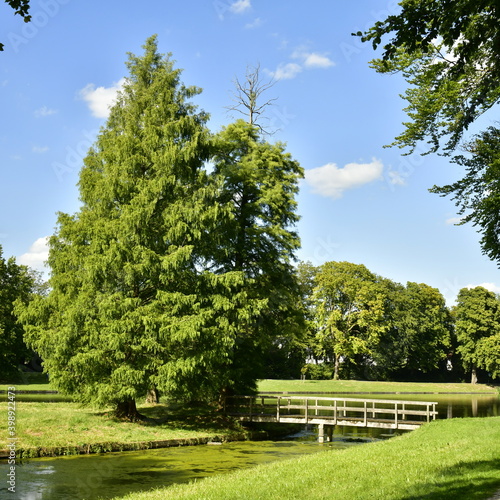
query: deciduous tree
359 0 500 154
393 282 452 375
0 246 38 380
453 286 500 383
312 261 387 380
360 2 500 268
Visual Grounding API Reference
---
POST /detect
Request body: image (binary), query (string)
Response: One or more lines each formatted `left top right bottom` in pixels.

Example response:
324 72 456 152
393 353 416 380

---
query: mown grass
0 383 57 392
1 379 495 395
0 401 243 455
113 417 500 500
258 379 498 394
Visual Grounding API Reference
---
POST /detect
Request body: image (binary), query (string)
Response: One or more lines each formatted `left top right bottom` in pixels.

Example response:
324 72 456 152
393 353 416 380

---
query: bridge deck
225 395 438 435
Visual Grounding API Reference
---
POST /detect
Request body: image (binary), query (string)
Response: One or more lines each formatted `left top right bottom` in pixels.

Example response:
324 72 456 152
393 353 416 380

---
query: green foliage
1 0 31 51
453 286 500 381
431 126 500 263
211 119 305 390
361 2 500 270
300 362 333 380
360 0 500 154
312 262 388 380
382 282 452 377
0 245 38 380
16 36 238 413
301 261 454 381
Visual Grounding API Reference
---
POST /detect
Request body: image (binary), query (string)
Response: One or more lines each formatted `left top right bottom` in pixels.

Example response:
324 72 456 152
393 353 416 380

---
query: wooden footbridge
225 395 438 442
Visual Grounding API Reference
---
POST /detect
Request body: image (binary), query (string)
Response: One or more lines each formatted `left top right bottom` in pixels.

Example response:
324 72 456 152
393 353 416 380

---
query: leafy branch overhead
1 0 31 51
359 1 500 270
358 1 500 154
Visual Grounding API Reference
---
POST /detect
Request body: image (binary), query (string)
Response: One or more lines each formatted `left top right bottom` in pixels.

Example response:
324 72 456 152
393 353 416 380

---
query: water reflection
381 393 500 419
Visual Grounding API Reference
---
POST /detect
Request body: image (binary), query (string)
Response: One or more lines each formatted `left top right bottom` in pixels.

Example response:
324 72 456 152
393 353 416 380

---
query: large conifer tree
17 36 256 418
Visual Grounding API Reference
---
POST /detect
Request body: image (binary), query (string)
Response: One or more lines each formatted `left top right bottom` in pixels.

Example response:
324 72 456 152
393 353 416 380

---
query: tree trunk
333 355 340 380
115 399 145 421
145 387 159 404
471 366 478 384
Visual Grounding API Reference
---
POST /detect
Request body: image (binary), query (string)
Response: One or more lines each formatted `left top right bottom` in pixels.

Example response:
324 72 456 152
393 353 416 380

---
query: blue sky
1 0 499 305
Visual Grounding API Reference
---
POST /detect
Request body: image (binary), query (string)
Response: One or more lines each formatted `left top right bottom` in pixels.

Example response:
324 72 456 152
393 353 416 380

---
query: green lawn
2 379 495 395
0 383 56 392
258 379 498 394
113 417 500 500
0 401 244 457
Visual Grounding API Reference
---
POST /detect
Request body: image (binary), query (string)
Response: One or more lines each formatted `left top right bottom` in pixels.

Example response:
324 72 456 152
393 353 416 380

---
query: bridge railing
225 395 438 428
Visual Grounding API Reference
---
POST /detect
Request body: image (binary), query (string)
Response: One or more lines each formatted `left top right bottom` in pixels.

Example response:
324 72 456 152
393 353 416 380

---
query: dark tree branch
226 64 278 134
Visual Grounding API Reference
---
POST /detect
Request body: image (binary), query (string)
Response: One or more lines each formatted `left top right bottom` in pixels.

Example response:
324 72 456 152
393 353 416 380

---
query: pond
0 439 360 500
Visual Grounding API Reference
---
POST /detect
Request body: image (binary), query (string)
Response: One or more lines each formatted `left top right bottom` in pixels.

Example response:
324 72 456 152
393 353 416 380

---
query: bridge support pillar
318 424 334 443
318 423 325 443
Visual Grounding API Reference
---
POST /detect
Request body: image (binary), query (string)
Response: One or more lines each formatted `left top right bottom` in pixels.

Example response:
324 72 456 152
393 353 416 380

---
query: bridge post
318 423 325 443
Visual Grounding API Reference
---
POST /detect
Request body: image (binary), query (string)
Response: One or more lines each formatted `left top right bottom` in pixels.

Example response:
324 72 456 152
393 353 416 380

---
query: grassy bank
114 417 500 500
0 401 245 457
258 379 498 394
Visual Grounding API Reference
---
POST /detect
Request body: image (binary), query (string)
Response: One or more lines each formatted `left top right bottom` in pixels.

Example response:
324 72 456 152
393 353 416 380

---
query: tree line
284 261 500 385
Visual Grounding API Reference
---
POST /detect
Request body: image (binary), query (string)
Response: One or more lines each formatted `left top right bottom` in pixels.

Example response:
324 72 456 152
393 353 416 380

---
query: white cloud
34 106 57 118
230 0 251 14
17 236 50 273
304 159 384 199
292 48 335 69
269 46 335 80
269 62 303 80
303 52 335 69
32 145 49 154
79 78 126 119
446 216 463 225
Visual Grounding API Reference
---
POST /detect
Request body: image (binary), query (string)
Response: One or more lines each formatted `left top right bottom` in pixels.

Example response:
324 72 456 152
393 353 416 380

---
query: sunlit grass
0 383 57 392
0 401 243 456
113 417 500 500
258 379 497 394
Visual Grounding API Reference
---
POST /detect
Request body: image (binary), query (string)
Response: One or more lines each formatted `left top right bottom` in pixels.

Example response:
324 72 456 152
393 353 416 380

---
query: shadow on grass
96 402 242 434
401 459 500 500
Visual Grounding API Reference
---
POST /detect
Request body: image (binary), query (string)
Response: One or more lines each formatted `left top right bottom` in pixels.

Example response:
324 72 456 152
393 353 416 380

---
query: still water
1 394 498 500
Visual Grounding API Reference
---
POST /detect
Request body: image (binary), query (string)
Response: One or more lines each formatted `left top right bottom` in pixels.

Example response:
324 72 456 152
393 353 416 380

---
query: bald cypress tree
211 120 304 392
17 36 259 418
